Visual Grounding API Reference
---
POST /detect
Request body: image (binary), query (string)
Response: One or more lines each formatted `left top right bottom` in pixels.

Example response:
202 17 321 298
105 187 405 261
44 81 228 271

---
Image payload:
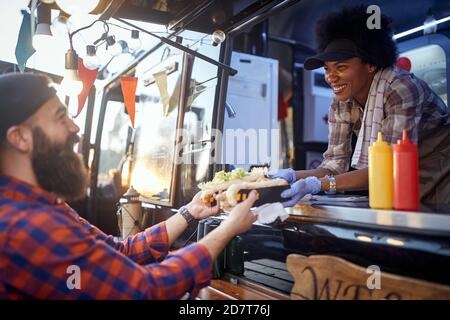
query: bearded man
0 72 257 299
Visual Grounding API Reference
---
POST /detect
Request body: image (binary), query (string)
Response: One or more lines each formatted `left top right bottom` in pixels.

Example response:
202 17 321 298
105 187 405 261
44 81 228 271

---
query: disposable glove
281 176 321 208
267 168 297 184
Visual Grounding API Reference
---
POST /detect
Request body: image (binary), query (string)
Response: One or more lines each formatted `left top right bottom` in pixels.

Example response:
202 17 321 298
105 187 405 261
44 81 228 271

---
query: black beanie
0 72 57 139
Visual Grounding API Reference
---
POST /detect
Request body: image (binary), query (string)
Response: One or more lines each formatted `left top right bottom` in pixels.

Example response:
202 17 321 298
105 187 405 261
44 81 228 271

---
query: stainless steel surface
286 202 450 235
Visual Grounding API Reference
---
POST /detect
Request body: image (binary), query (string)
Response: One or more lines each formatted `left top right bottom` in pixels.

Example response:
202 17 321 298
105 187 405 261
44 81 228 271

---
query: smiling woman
324 57 377 106
271 4 450 205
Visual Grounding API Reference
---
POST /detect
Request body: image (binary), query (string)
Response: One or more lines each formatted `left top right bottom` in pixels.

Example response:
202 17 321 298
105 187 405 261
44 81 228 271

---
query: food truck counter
287 197 450 236
198 196 450 298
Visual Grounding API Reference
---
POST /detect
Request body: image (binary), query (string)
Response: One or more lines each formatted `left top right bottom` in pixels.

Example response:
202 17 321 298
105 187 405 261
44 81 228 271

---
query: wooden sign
287 254 450 300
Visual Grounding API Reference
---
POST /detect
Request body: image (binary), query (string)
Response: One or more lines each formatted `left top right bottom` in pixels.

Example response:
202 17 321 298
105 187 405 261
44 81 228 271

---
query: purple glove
267 168 297 184
281 176 322 208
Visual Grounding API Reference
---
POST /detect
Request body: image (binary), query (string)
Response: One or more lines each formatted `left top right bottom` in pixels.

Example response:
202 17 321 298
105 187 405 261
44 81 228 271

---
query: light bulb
83 55 100 70
211 30 226 46
423 9 437 35
128 30 141 51
52 12 71 34
108 43 122 56
32 34 53 52
34 2 53 52
33 24 53 51
55 0 100 15
83 45 100 70
106 36 123 57
60 69 83 96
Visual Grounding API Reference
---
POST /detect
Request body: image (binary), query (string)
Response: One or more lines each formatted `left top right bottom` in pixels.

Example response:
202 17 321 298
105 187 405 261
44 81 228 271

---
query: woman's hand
267 168 297 184
186 191 221 220
280 176 321 207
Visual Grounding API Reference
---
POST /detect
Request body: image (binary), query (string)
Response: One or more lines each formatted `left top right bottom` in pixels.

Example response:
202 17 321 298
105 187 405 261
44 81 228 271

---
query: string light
60 48 83 96
33 3 53 52
106 36 123 56
211 30 226 46
55 15 236 97
128 30 142 51
83 45 100 70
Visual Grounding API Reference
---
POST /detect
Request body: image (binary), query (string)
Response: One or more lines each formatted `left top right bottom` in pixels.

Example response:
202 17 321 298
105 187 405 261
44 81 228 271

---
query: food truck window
177 30 221 203
97 101 129 186
129 29 221 206
130 42 185 206
181 30 221 142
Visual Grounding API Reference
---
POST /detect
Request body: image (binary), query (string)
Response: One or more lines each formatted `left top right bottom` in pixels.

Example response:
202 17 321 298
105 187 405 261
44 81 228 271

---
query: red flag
120 76 138 128
75 57 98 118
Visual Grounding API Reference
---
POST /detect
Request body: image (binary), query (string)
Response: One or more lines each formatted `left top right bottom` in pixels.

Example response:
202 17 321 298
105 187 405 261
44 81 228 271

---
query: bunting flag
187 79 207 108
153 70 170 116
168 75 181 114
15 9 35 73
166 77 206 116
120 76 138 128
75 58 98 118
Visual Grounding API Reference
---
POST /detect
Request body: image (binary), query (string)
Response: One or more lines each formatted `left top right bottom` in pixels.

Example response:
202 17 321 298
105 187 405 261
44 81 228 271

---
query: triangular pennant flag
75 58 98 118
168 74 181 114
187 79 207 108
153 70 170 116
120 76 138 128
15 9 35 73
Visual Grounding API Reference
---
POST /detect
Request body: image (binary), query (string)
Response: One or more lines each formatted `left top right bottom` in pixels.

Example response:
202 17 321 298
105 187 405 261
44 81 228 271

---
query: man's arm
77 216 170 265
75 192 221 264
6 210 208 299
165 191 221 247
6 194 256 299
197 191 258 261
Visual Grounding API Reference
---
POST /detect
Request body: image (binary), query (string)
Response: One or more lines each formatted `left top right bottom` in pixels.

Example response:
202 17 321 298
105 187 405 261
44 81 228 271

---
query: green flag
15 9 35 73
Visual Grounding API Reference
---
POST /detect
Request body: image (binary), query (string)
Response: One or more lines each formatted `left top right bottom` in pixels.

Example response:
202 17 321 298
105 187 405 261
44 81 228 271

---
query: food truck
1 0 450 300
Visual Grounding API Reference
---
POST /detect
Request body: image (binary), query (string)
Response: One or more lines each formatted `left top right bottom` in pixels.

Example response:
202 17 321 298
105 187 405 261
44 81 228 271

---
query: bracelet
178 206 195 224
324 175 337 195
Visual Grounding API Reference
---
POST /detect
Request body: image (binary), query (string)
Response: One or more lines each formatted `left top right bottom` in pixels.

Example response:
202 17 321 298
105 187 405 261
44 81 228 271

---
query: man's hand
267 168 297 184
281 176 321 207
220 190 258 235
197 190 258 261
186 191 221 220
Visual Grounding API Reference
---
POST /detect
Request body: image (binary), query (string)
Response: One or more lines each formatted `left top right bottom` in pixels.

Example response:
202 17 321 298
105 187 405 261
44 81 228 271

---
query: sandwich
199 167 289 208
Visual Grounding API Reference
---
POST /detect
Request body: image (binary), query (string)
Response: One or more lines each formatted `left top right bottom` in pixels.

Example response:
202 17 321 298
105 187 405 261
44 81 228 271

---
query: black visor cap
304 38 361 70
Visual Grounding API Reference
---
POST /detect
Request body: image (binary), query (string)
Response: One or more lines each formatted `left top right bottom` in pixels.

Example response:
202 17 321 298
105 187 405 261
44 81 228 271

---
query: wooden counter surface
198 277 290 300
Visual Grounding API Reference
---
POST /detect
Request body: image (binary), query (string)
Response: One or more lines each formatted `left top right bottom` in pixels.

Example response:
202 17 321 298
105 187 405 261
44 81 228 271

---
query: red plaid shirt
0 175 212 299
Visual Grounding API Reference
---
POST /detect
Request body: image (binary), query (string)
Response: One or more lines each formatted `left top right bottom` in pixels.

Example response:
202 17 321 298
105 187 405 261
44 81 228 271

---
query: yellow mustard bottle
368 132 393 209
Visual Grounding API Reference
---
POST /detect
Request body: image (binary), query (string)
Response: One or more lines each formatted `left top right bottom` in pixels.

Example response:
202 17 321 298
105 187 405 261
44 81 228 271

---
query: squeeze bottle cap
369 132 391 153
394 129 417 152
399 129 412 144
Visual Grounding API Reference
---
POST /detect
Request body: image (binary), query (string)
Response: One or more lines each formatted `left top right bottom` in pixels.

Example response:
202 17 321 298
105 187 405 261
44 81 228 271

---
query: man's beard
31 127 88 202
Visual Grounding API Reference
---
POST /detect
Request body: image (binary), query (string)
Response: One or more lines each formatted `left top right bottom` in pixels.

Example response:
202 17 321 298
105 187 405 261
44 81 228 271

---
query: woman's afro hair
315 5 398 68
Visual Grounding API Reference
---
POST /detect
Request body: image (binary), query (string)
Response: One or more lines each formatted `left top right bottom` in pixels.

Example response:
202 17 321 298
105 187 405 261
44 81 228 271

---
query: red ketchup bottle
393 130 419 211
